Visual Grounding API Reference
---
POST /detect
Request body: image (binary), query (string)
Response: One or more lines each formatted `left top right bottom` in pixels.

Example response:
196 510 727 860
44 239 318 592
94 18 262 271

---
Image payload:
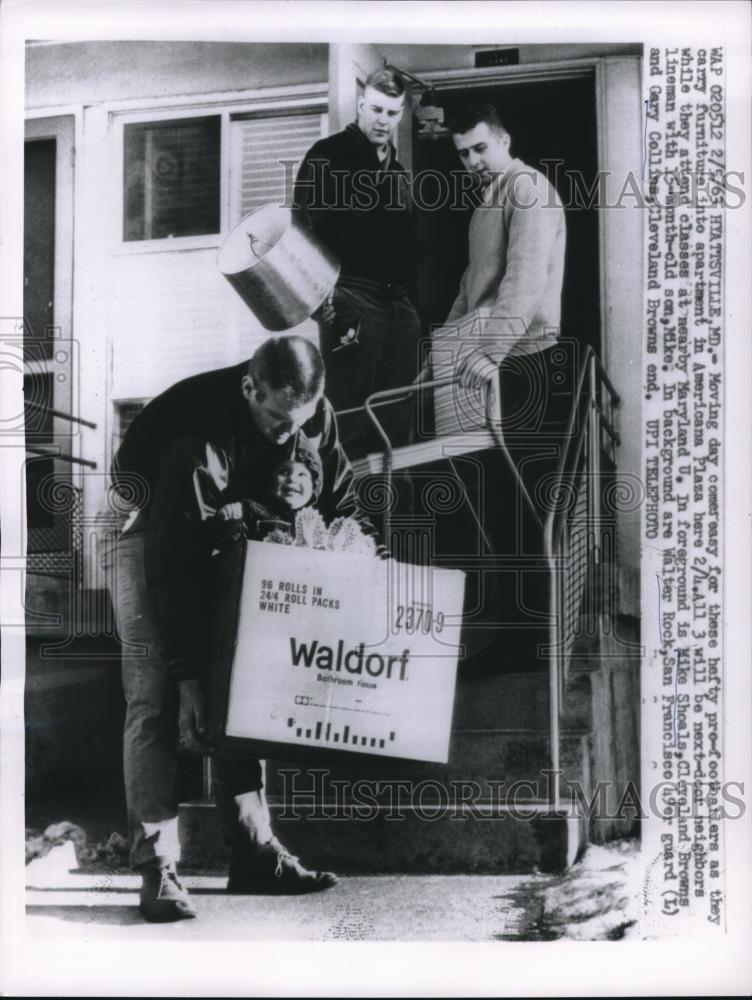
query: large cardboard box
207 541 465 764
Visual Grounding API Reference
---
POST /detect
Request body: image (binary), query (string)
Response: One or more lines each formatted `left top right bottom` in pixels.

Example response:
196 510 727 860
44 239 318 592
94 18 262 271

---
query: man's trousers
113 530 263 869
319 277 422 460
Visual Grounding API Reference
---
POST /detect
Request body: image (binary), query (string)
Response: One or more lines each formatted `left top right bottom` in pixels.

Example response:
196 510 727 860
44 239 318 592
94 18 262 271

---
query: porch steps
264 729 592 803
179 669 594 874
453 665 593 731
179 799 586 875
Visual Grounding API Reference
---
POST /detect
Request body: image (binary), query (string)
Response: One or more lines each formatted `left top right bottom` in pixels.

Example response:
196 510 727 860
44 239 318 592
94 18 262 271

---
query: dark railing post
202 756 214 801
589 354 602 566
544 513 561 811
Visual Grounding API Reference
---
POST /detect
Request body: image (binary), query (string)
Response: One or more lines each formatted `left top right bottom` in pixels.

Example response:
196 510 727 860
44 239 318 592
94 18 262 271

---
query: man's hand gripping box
207 541 465 765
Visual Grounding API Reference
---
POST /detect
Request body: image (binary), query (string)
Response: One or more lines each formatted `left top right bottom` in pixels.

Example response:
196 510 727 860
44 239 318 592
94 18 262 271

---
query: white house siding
25 41 328 109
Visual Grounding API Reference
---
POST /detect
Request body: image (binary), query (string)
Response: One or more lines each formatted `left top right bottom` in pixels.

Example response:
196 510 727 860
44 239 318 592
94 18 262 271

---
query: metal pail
218 205 340 331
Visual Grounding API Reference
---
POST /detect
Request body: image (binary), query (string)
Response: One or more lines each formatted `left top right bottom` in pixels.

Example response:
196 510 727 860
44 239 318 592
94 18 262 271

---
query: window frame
228 105 329 228
112 397 150 459
121 113 224 245
110 89 327 257
113 106 228 256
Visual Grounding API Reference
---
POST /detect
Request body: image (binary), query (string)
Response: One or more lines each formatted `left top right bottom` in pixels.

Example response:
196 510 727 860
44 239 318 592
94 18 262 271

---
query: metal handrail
26 445 97 469
24 398 98 430
345 352 620 815
544 346 620 552
543 347 620 810
25 402 98 469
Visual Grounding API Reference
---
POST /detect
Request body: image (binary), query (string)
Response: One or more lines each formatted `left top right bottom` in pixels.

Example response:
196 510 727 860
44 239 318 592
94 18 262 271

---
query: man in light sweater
429 102 571 538
441 102 566 391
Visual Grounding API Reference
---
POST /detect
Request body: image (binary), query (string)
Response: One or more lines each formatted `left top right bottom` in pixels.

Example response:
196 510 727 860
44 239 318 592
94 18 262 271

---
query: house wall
25 41 328 108
596 56 643 582
380 42 642 72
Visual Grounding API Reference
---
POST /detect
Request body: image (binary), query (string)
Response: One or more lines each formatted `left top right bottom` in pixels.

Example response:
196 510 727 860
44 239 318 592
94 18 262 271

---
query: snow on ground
25 822 642 941
535 838 641 940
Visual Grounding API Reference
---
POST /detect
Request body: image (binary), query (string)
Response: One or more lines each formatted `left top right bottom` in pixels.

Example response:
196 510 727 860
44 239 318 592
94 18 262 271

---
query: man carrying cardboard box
110 335 376 922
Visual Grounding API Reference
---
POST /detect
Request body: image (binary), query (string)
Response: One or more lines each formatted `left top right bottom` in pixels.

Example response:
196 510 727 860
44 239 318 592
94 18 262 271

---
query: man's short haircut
248 335 324 404
447 102 510 138
364 66 406 100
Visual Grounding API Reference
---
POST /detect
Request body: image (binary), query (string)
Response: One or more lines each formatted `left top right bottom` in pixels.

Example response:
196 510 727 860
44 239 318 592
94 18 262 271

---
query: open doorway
413 73 600 354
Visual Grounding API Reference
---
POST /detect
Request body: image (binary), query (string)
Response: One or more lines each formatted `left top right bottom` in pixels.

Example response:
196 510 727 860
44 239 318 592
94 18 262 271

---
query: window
24 372 56 533
230 110 326 223
123 115 221 241
111 400 148 477
115 399 147 451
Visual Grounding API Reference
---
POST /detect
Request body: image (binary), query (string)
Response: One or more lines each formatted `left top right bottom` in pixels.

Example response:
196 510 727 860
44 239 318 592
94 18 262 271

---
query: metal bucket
217 205 340 331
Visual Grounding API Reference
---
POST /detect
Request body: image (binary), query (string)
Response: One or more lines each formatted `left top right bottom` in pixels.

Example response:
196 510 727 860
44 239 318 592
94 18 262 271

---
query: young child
213 435 376 555
213 436 322 546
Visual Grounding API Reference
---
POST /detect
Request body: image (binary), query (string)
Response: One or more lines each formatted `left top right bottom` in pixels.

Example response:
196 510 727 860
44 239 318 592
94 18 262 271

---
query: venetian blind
230 110 326 223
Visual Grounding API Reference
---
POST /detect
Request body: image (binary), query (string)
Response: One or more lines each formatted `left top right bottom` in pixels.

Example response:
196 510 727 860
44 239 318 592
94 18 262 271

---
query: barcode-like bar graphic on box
288 716 395 750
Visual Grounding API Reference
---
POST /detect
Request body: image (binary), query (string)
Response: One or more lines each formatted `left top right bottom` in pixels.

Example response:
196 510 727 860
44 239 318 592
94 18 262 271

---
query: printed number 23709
394 604 445 634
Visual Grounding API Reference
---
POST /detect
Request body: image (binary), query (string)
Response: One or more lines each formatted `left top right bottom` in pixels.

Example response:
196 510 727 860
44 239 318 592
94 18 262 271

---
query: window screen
115 400 147 449
24 372 56 534
123 116 221 241
230 111 325 222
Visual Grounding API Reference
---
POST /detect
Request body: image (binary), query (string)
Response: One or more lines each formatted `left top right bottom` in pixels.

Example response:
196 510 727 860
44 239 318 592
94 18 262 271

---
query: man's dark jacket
112 361 373 680
293 122 415 290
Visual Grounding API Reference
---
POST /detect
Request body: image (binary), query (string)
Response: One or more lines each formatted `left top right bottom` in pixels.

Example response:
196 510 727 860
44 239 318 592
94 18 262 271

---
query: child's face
271 460 314 511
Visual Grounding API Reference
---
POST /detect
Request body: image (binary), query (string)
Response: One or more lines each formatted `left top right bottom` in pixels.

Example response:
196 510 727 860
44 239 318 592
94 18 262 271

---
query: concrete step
452 669 549 729
265 729 591 803
453 668 593 731
179 799 586 875
179 726 592 875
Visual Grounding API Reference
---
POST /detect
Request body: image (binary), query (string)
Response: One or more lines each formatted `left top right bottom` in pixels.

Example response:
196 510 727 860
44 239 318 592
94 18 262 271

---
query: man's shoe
227 836 338 895
138 861 197 922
